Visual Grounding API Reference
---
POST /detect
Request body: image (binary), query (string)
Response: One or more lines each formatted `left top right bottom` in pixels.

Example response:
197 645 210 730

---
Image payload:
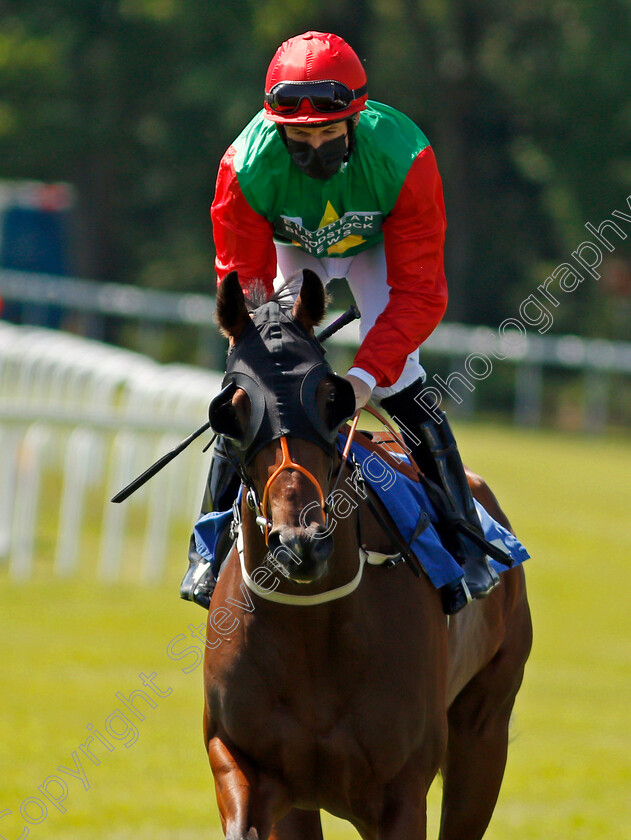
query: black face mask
286 133 348 180
208 301 356 464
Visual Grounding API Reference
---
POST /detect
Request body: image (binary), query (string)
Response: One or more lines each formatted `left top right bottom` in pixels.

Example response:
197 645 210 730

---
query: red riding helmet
264 31 368 124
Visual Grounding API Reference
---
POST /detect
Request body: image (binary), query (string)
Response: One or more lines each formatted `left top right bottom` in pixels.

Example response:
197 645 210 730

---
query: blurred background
1 0 630 423
0 2 630 839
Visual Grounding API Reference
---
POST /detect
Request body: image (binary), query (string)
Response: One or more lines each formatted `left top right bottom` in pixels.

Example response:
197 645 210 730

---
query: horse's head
209 271 356 583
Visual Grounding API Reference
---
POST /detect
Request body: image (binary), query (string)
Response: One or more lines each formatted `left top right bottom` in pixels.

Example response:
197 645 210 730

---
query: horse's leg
438 597 532 840
465 467 513 532
371 755 446 840
269 809 324 840
208 736 290 840
376 802 428 840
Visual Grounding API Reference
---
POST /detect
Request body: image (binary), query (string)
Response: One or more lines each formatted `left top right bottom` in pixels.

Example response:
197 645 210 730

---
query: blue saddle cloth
194 439 529 590
345 437 529 588
194 498 238 582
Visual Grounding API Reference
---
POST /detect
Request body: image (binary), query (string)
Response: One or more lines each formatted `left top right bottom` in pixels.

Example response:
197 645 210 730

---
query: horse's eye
232 389 251 435
209 387 251 446
320 377 355 433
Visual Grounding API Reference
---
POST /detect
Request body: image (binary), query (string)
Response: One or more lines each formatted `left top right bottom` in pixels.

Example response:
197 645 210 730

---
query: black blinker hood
209 301 355 463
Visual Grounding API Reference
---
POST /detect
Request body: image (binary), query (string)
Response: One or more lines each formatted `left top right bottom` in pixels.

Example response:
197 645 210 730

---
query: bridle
208 299 358 545
260 435 326 543
231 412 362 546
206 298 417 603
230 410 406 606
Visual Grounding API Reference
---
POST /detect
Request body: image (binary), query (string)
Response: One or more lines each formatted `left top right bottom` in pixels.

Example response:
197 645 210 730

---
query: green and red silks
211 101 448 387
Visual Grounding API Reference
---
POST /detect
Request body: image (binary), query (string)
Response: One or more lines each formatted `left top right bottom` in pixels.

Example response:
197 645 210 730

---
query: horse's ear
292 269 326 330
216 272 249 338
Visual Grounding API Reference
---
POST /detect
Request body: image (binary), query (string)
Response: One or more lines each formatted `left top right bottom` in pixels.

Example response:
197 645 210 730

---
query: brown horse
202 271 532 840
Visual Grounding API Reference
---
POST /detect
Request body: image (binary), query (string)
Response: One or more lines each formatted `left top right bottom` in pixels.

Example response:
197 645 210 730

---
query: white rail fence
3 268 631 430
0 323 222 583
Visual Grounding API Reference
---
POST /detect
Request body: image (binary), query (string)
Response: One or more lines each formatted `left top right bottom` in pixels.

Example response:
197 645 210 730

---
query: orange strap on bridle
261 436 326 543
258 409 395 545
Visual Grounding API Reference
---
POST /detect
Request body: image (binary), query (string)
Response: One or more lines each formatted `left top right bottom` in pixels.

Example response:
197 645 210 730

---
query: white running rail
0 323 223 583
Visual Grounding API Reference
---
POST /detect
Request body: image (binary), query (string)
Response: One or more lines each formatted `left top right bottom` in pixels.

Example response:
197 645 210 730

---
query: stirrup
441 578 472 615
180 558 215 610
462 554 500 600
443 556 500 614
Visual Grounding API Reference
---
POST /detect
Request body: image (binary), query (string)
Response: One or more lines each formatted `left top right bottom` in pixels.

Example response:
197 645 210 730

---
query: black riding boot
180 436 240 609
380 379 500 614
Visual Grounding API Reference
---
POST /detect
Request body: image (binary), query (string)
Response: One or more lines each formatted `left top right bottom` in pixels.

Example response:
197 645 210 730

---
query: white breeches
274 242 426 401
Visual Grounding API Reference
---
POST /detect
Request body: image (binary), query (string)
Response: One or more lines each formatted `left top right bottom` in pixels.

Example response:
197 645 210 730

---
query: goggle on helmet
264 31 368 125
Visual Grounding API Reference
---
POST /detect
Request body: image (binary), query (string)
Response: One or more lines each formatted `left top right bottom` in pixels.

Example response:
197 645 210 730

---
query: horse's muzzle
267 525 333 583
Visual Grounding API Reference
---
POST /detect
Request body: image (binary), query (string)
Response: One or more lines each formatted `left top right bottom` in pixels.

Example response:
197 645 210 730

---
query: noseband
248 412 361 545
260 435 326 543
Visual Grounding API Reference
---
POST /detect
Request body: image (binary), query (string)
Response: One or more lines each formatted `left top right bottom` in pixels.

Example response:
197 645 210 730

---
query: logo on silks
275 201 384 256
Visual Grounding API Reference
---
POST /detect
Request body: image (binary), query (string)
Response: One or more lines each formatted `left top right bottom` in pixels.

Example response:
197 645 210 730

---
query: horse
202 270 532 840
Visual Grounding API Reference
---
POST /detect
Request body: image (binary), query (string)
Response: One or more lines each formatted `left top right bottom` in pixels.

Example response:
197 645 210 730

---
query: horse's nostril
267 530 282 555
309 529 334 564
268 529 304 567
267 526 332 582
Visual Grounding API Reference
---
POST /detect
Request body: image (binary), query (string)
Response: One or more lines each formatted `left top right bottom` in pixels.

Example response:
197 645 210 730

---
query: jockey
181 30 500 614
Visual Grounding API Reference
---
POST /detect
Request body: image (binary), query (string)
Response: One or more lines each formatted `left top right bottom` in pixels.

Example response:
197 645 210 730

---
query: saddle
334 423 528 589
352 428 420 482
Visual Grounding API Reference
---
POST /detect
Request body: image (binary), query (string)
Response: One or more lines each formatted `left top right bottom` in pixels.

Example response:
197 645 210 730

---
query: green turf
1 422 630 839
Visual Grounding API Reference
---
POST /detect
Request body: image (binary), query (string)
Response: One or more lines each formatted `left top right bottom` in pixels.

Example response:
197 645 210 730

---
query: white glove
344 374 373 411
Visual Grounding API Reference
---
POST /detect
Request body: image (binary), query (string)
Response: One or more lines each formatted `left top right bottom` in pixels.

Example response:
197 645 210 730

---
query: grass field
1 421 630 839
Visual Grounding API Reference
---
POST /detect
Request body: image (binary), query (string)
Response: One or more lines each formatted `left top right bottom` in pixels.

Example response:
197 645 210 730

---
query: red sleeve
210 146 277 294
351 146 448 387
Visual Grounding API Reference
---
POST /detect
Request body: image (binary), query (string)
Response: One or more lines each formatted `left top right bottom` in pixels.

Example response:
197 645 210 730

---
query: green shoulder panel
232 112 290 219
355 101 431 211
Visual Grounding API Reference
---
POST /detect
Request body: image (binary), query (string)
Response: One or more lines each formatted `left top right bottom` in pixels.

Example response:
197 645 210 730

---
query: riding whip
111 305 361 503
316 305 360 342
111 424 217 503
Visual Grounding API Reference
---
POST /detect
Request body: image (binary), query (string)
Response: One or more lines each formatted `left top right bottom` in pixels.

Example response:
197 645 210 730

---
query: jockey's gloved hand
344 374 373 411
